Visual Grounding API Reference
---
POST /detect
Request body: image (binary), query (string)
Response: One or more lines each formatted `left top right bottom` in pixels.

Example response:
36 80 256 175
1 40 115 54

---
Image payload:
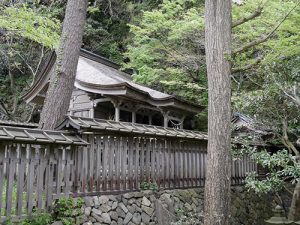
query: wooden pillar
132 111 136 123
89 108 94 118
115 106 120 122
149 115 152 125
180 116 186 129
111 99 122 122
164 114 169 128
89 100 95 118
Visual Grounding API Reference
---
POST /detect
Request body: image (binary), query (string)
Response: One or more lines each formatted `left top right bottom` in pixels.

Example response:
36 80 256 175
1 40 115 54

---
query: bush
21 213 53 225
52 197 84 225
140 181 158 191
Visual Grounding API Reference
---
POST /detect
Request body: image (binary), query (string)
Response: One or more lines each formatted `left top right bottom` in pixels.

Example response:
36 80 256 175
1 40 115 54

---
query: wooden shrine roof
57 116 208 140
23 49 203 113
0 125 88 145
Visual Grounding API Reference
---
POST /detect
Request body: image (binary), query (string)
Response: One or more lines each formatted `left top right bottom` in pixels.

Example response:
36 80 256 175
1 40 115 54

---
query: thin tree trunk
203 0 232 224
8 63 17 116
39 0 88 129
289 180 300 221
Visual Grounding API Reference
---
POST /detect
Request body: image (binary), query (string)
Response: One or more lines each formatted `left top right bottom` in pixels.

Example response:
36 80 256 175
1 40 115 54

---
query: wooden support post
89 101 95 118
112 99 122 122
149 115 152 125
115 106 120 122
180 116 186 129
164 114 169 128
132 111 136 123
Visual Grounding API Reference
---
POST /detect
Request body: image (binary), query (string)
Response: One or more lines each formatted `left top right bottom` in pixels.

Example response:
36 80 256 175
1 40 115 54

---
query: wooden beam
93 97 111 107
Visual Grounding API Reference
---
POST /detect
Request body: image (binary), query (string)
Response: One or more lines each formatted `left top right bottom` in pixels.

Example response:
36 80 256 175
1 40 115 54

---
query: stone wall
72 187 275 225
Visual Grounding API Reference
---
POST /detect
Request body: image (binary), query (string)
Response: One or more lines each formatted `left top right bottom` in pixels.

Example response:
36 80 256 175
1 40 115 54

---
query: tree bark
289 179 300 221
203 0 232 224
39 0 88 129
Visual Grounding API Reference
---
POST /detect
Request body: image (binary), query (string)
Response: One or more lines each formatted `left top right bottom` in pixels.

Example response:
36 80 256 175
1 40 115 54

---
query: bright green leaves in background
125 0 207 107
232 0 300 67
0 6 60 48
125 0 300 131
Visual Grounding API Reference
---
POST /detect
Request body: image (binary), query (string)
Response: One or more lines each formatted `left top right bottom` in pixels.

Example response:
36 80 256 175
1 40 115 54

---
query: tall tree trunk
203 0 232 224
289 180 300 221
39 0 88 129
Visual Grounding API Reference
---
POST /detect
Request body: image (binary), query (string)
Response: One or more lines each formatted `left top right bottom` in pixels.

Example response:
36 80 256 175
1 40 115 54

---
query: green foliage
0 6 60 48
140 181 158 191
232 56 300 141
232 0 300 64
2 218 13 225
126 0 207 105
21 213 53 225
52 197 84 225
125 0 300 131
233 143 300 194
172 211 203 225
125 0 208 130
175 207 185 215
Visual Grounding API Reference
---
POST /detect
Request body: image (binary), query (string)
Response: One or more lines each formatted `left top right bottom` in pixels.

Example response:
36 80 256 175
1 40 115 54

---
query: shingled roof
0 125 88 145
23 49 203 113
57 116 207 140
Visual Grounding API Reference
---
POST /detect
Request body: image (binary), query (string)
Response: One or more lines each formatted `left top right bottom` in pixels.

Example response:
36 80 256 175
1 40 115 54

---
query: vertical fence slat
16 145 26 216
121 137 126 190
56 147 63 199
0 143 5 216
151 139 156 184
64 147 71 196
116 137 121 191
156 139 161 188
108 136 114 191
27 146 35 215
135 138 139 190
88 134 95 192
46 145 54 211
146 138 150 183
140 138 145 185
95 136 101 192
6 144 16 216
103 136 108 191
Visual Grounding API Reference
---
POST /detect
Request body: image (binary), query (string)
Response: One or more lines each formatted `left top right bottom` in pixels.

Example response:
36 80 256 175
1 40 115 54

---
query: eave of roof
0 120 38 128
75 80 204 113
22 52 55 103
0 125 88 145
56 116 208 141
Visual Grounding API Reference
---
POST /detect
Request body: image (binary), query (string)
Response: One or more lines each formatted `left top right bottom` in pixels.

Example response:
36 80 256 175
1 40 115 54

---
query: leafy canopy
0 6 60 48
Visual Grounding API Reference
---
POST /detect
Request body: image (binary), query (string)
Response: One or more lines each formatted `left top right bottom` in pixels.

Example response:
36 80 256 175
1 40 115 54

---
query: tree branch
232 58 261 73
283 86 300 107
281 117 299 156
233 2 299 55
232 6 263 28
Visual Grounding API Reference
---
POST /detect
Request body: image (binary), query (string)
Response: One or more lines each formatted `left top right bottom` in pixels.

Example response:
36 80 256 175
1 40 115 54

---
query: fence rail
0 133 257 219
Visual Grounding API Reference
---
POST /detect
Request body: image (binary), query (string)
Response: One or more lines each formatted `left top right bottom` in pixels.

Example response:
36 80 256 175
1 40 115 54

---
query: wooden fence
72 134 256 195
0 133 257 219
0 142 77 219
